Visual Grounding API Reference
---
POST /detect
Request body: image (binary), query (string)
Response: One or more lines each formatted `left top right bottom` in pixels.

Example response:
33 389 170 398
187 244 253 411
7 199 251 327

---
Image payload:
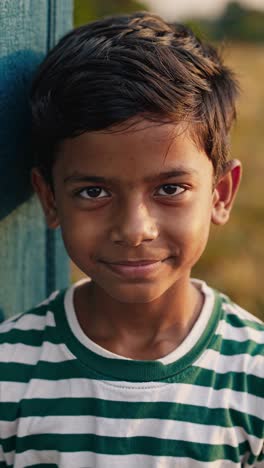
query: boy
0 11 263 467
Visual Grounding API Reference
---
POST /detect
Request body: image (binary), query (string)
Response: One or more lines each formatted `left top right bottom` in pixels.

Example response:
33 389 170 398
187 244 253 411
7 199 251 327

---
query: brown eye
157 184 185 196
78 187 109 199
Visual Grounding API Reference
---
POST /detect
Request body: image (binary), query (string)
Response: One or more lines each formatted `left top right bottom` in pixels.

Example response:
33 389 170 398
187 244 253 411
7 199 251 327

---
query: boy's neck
74 277 204 360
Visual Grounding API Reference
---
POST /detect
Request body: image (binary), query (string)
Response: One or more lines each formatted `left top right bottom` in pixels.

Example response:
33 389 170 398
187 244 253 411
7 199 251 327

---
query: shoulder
195 280 263 382
216 291 264 341
0 288 72 447
0 287 71 408
0 288 66 363
0 289 62 334
210 289 264 382
194 278 263 343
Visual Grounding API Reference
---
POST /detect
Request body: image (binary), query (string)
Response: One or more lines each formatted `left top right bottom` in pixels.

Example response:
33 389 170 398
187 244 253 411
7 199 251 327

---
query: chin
101 282 168 304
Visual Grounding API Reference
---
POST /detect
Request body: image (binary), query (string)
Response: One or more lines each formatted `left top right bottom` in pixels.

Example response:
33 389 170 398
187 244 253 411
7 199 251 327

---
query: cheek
166 199 212 253
59 213 104 262
184 203 212 258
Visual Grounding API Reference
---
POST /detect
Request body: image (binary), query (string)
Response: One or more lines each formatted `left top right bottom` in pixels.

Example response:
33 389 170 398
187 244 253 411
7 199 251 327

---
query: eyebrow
63 168 198 185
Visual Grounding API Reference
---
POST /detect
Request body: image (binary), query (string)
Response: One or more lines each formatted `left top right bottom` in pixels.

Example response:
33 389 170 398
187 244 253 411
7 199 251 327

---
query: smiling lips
100 258 171 278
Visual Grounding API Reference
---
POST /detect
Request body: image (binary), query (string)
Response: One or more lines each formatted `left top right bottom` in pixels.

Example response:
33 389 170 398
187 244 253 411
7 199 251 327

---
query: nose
110 199 159 247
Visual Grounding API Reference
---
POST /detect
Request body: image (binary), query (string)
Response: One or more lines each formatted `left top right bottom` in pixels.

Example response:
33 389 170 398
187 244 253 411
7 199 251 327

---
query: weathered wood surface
0 1 72 320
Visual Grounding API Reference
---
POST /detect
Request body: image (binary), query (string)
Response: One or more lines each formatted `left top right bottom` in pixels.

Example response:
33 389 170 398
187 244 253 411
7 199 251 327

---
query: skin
32 119 242 360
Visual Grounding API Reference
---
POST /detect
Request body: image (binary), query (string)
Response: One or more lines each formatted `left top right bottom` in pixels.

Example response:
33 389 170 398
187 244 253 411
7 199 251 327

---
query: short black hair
30 11 240 184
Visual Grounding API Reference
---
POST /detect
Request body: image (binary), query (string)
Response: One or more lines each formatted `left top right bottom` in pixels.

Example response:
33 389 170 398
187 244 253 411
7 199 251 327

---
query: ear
212 159 242 225
31 168 60 229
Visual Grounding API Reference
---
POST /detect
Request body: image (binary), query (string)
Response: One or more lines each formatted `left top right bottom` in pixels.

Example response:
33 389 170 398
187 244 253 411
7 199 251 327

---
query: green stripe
1 359 78 383
0 403 18 422
27 465 58 467
210 335 264 357
224 312 264 331
192 366 263 398
1 435 16 455
1 398 262 438
0 358 262 396
0 327 61 346
0 360 89 383
2 433 249 462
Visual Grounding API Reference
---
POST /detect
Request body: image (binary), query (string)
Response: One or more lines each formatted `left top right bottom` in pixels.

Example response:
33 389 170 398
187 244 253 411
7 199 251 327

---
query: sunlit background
72 0 264 320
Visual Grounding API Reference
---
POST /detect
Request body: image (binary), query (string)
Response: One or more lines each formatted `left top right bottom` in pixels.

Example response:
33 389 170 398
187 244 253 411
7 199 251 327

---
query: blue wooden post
0 1 73 320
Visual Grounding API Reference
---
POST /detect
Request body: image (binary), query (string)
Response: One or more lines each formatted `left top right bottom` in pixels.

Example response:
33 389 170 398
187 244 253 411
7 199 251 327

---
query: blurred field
71 43 264 321
193 43 264 320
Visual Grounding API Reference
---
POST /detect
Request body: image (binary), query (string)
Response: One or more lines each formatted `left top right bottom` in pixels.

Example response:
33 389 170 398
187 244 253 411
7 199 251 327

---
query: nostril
110 222 158 246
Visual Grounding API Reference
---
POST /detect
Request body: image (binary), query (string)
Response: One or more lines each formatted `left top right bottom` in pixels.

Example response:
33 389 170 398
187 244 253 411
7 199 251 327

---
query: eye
77 186 109 199
156 184 185 196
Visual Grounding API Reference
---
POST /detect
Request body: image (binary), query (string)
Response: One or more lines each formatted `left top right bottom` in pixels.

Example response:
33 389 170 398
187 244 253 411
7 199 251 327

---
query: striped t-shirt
0 279 263 468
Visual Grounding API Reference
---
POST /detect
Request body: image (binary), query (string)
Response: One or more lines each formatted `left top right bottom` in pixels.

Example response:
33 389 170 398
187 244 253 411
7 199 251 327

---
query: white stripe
2 448 15 467
0 310 55 333
215 320 264 344
11 450 242 468
36 290 60 307
0 418 17 441
3 415 259 451
0 444 7 463
1 380 262 418
0 341 75 364
195 349 264 377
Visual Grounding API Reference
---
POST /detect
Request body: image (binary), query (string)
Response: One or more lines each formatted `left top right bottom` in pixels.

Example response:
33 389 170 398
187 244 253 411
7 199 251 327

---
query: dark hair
30 11 240 183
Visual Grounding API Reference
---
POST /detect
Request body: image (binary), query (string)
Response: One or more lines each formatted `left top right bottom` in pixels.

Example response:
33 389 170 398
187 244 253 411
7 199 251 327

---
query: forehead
55 119 213 182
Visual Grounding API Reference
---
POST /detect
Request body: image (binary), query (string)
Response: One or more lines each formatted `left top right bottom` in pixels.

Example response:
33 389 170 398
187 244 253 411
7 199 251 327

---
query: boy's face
32 119 241 304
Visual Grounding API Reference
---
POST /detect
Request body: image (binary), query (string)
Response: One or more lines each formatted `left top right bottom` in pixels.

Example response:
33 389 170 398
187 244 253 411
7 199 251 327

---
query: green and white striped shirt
0 279 263 467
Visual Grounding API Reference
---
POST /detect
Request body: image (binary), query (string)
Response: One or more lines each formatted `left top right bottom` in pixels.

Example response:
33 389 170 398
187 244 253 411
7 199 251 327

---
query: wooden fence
0 0 72 320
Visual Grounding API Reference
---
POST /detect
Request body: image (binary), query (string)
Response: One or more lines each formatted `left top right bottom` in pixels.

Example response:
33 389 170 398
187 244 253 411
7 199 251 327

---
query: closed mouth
101 258 170 266
99 257 172 279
